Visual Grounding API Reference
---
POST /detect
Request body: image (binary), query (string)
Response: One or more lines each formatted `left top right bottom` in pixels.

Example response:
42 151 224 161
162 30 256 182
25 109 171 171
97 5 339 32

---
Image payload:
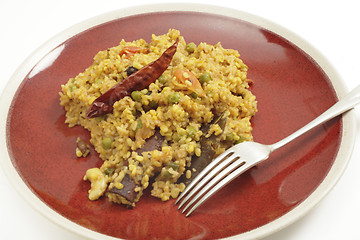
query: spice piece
173 69 205 97
125 66 139 76
119 46 148 58
135 130 164 155
76 137 90 157
87 39 179 118
108 174 137 203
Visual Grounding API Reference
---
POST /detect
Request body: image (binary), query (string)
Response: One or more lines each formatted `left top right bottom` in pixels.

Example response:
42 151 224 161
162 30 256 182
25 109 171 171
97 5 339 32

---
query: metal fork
176 84 360 216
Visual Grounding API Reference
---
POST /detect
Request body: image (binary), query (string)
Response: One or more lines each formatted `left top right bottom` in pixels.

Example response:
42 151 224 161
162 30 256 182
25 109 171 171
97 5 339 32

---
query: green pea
136 119 142 130
69 85 77 92
199 72 212 84
102 137 113 149
186 125 196 138
185 42 196 53
172 132 181 142
158 74 167 84
131 91 143 101
168 92 181 104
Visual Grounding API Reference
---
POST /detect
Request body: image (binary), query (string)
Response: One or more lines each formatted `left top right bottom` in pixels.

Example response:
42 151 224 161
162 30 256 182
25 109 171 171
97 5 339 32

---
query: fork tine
175 150 236 205
177 152 239 209
181 159 245 214
185 160 256 217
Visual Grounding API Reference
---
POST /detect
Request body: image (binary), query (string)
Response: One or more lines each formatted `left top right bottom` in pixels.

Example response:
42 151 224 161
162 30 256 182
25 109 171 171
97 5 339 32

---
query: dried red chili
86 38 179 118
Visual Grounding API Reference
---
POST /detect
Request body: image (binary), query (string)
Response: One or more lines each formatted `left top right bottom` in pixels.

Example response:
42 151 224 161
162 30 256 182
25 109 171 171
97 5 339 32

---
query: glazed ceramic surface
1 5 355 240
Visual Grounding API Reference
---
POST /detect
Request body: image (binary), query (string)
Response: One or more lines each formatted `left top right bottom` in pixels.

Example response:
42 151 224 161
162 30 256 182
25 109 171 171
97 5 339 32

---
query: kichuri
59 29 257 207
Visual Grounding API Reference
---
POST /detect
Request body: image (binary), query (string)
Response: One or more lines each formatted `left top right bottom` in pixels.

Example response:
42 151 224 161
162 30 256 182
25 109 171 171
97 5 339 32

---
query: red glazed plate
0 4 356 240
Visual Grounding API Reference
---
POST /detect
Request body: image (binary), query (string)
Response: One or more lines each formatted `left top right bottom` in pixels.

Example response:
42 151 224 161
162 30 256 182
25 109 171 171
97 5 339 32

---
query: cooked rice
59 29 257 207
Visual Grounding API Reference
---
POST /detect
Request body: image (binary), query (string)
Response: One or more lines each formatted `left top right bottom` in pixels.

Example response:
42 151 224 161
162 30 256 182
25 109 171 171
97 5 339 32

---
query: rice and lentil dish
59 29 257 207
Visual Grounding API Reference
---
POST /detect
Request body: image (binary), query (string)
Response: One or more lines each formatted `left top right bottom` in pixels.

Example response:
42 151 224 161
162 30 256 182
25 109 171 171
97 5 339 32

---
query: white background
1 0 359 239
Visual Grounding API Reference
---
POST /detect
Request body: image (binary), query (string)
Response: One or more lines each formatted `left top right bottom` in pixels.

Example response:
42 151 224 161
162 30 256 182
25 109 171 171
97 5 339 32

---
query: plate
0 4 356 240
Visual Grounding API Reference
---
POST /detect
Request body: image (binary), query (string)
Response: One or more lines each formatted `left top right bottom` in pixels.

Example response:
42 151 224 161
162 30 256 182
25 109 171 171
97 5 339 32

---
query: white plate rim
0 3 356 240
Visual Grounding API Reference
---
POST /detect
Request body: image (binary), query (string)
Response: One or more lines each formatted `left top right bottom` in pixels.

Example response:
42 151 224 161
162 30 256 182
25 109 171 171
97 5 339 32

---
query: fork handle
269 84 360 151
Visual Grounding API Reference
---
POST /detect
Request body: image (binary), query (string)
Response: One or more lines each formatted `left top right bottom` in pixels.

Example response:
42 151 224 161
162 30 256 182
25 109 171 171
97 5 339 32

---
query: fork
176 84 360 216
